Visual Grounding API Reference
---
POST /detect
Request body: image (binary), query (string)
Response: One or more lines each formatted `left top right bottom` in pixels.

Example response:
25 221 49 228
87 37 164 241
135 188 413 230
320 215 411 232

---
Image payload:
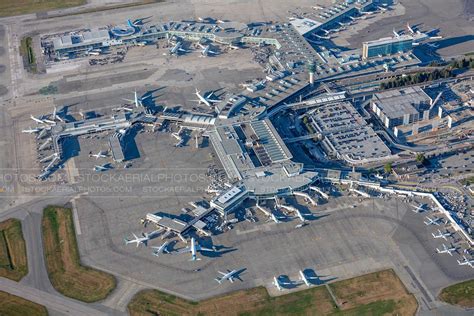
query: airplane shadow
203 248 237 259
278 275 300 290
303 269 338 285
232 268 247 282
122 125 141 160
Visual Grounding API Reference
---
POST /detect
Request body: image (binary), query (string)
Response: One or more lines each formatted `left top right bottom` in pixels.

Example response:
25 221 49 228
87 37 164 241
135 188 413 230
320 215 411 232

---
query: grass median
128 269 417 316
0 290 48 316
41 206 116 303
439 279 474 308
0 0 85 17
0 218 28 281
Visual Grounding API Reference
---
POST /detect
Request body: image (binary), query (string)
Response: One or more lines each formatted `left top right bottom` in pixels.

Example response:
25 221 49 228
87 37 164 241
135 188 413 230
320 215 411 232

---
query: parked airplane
199 43 218 57
392 29 401 38
360 10 374 15
457 256 474 268
436 243 456 256
267 212 285 224
320 29 330 35
22 127 42 134
424 216 443 226
124 230 161 247
378 5 388 12
291 208 307 222
30 115 47 125
314 34 330 40
169 41 189 55
176 237 215 261
411 203 427 213
215 269 239 284
151 241 170 256
432 229 452 241
272 276 291 291
406 22 416 35
193 89 220 107
91 150 108 159
299 270 318 287
93 164 111 172
426 43 439 49
122 91 152 108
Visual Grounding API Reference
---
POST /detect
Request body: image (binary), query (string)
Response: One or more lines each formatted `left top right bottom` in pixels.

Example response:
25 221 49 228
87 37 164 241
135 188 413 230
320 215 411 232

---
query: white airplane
122 91 152 108
193 89 220 107
432 229 452 241
30 115 46 124
436 243 457 256
199 43 218 57
314 34 330 40
93 164 110 172
91 150 108 159
360 10 375 15
393 29 401 38
424 216 443 226
267 213 285 224
272 276 291 291
378 6 388 12
54 107 65 122
215 269 239 284
427 43 439 49
176 237 215 261
31 114 56 125
411 203 427 213
338 21 351 27
169 41 189 55
22 127 42 134
151 241 170 256
457 256 474 268
299 270 318 287
406 22 416 35
291 209 307 222
320 29 330 35
124 230 161 247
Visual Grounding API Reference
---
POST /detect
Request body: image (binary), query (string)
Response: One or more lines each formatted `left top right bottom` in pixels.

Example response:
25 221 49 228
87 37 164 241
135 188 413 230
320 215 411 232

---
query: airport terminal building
371 86 436 129
362 35 413 59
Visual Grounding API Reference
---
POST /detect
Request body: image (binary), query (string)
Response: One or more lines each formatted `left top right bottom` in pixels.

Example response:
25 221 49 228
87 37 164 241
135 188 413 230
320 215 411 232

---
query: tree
416 153 426 163
384 163 393 174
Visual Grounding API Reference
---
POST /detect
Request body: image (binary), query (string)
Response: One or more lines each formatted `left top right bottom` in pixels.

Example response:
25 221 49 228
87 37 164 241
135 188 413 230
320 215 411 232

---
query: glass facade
363 37 413 59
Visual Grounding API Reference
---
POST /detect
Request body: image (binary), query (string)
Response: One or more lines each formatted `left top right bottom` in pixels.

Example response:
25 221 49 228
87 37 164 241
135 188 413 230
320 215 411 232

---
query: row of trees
380 68 453 89
380 57 474 90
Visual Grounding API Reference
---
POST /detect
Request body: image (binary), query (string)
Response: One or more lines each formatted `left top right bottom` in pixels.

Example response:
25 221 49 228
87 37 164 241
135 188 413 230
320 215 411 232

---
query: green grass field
42 206 116 303
439 279 474 308
0 219 28 281
0 0 86 17
128 269 417 316
0 290 48 316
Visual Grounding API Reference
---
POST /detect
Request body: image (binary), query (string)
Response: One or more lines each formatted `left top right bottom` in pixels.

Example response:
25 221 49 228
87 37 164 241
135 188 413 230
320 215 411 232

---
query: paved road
0 277 109 316
0 194 125 315
20 212 56 293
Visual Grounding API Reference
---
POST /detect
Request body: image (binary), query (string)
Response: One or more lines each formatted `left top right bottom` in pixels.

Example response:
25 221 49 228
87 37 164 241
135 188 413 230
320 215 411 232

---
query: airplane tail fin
214 278 222 284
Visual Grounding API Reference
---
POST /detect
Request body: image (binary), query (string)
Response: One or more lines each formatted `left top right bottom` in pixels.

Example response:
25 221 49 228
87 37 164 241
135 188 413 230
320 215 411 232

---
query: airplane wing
197 245 215 252
218 271 227 276
175 246 191 254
